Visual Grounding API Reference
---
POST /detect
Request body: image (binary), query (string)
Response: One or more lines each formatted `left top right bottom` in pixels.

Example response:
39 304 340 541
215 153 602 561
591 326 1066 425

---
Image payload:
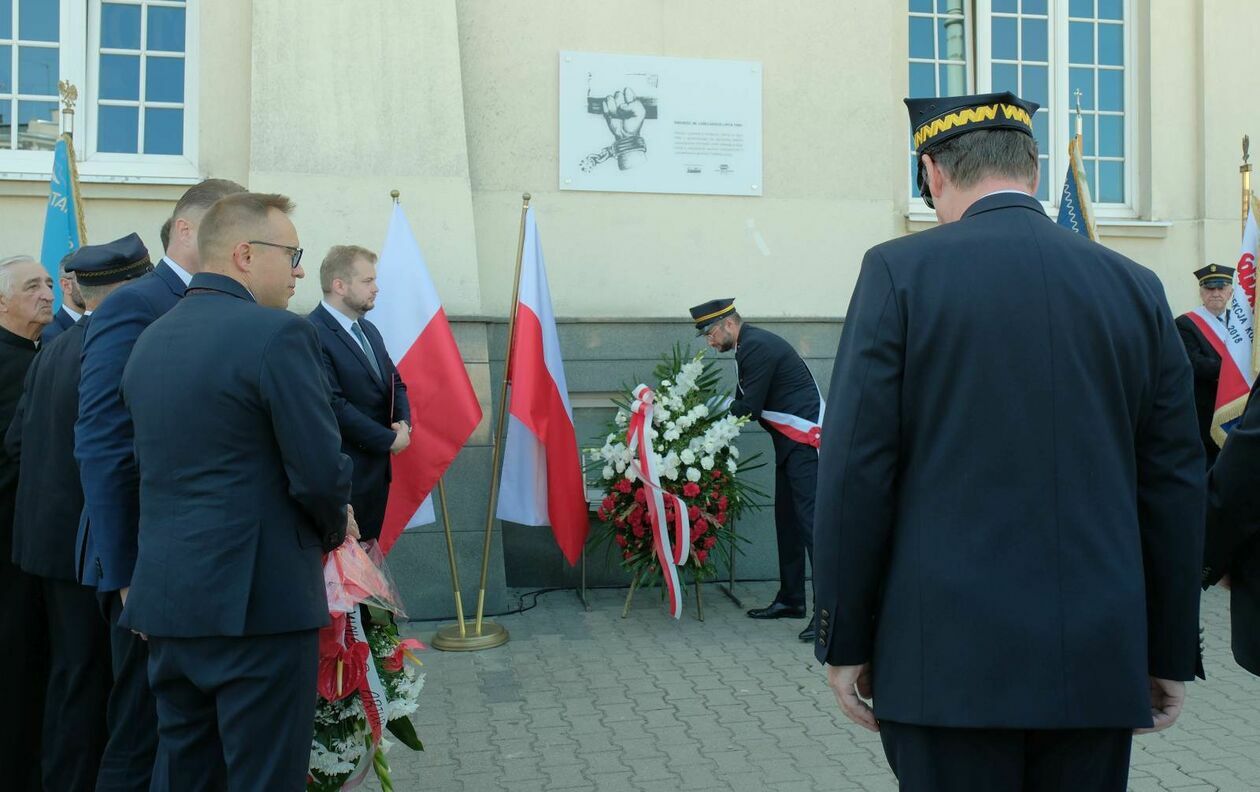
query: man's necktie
350 322 382 379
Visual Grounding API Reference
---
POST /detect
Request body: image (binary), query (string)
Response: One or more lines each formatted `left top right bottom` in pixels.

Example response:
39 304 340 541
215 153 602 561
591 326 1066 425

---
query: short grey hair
0 255 39 298
924 128 1039 191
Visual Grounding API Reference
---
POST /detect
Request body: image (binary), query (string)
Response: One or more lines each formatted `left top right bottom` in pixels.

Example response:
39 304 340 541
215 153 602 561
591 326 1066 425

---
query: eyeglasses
249 240 304 269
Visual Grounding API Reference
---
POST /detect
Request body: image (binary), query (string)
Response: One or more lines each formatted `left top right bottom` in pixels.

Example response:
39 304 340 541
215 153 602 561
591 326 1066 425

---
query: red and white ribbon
340 607 390 789
625 385 690 619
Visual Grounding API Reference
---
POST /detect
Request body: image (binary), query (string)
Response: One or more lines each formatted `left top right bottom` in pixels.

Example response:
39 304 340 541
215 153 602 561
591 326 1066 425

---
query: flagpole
1242 135 1252 236
384 190 471 647
59 80 87 245
473 193 531 638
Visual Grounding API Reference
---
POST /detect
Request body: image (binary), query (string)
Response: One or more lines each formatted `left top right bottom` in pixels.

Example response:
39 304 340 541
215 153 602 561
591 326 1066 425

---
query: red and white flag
369 203 483 553
495 208 590 564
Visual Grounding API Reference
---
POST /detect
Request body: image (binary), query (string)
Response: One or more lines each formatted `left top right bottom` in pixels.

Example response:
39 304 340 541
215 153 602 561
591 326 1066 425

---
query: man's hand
390 422 411 455
346 505 361 542
1135 677 1185 734
826 663 878 732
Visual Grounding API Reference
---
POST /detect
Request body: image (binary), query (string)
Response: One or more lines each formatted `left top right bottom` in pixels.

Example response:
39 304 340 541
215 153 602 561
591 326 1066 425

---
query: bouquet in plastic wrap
308 540 426 792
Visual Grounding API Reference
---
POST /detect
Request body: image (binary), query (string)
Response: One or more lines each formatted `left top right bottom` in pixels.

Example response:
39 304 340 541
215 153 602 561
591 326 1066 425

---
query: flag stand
1242 136 1252 236
433 193 532 652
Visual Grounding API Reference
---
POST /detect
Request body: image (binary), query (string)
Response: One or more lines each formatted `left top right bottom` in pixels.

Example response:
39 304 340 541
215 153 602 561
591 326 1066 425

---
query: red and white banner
1206 200 1260 446
495 208 591 565
368 203 483 553
625 385 689 619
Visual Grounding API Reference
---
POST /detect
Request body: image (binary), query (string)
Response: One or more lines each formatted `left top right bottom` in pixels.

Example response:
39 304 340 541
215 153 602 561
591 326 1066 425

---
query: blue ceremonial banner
39 134 86 311
1056 135 1096 240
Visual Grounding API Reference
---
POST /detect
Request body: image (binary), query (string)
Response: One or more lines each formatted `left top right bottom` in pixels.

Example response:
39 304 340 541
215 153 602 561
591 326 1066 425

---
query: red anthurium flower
317 640 369 702
382 638 426 673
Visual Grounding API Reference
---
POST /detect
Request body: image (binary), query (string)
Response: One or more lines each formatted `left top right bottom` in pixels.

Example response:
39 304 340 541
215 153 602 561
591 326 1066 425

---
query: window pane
1099 115 1124 157
992 16 1017 60
1069 21 1094 64
1097 23 1123 66
144 107 182 154
0 46 10 93
1023 0 1048 14
939 63 966 96
1097 0 1123 20
1080 112 1096 156
101 3 142 50
146 56 184 103
18 45 57 95
910 154 921 197
18 0 57 42
1069 0 1095 16
910 16 935 60
910 0 932 11
938 16 966 63
909 62 935 98
1032 109 1049 151
1097 69 1123 111
1037 158 1049 201
1098 160 1124 202
1068 67 1095 110
1021 66 1048 107
1021 18 1048 62
992 63 1018 94
100 53 140 100
17 99 56 149
992 0 1017 11
146 6 186 52
0 0 10 39
98 105 137 152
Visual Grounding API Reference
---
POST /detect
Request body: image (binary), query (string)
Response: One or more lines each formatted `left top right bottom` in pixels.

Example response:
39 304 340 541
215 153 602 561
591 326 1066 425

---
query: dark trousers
774 444 818 608
98 592 161 792
0 556 46 792
879 721 1133 792
41 576 112 791
147 629 319 792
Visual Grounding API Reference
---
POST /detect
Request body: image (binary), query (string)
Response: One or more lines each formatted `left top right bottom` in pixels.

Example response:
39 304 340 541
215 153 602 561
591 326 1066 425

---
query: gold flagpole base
431 620 509 652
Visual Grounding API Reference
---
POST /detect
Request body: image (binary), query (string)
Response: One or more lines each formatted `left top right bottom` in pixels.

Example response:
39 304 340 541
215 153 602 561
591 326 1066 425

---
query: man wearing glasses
75 178 244 792
689 298 825 642
118 192 355 789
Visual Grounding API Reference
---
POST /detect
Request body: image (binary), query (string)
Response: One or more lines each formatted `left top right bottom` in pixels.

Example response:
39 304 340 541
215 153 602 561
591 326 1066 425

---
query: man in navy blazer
6 239 151 791
121 192 354 790
310 245 411 541
813 92 1205 790
74 178 244 791
41 253 86 345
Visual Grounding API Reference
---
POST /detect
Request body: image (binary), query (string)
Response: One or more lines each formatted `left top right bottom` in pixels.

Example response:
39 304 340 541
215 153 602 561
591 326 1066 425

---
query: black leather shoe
798 617 817 643
746 602 806 619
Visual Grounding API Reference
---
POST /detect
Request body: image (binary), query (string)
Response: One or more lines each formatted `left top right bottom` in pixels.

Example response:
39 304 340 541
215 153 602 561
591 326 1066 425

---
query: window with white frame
1 0 196 180
908 0 1131 211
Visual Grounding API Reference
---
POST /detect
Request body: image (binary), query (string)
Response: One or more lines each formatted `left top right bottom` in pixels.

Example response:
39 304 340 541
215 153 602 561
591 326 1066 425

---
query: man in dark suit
1175 264 1234 468
5 238 152 791
74 178 244 791
0 254 53 792
121 192 354 790
1205 373 1260 677
310 244 411 541
42 252 87 345
690 298 823 642
814 92 1205 791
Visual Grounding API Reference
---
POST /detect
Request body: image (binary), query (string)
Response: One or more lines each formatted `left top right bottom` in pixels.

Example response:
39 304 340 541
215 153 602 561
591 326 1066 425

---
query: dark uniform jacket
118 274 352 638
731 324 822 464
40 306 77 346
813 192 1205 729
1175 312 1224 466
0 326 39 561
308 304 410 541
75 260 185 590
6 317 89 579
1205 373 1260 676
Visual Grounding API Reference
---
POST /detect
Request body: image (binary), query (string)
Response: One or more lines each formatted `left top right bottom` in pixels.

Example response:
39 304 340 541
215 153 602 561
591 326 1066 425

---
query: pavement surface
368 582 1260 791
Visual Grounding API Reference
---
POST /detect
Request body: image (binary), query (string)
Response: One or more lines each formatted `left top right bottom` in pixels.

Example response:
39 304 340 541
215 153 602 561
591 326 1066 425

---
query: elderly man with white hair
0 253 54 792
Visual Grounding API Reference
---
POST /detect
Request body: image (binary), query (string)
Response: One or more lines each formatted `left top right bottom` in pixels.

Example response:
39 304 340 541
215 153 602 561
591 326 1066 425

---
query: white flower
602 465 614 480
614 410 628 427
660 379 672 387
625 468 637 481
680 449 696 465
664 428 681 442
700 455 715 470
663 466 679 481
589 449 602 463
702 441 717 456
686 467 702 482
729 446 739 459
727 458 738 473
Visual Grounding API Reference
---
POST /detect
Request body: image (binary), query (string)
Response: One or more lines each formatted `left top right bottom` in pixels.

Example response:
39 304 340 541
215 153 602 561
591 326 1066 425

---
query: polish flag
495 208 590 564
369 203 483 553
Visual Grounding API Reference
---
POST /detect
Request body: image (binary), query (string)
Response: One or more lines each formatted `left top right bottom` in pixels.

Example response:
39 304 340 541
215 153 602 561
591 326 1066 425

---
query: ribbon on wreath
625 385 691 619
335 607 391 789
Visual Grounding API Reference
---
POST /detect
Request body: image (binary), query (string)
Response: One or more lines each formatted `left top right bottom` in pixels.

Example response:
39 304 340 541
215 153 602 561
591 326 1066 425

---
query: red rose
716 511 727 525
634 488 647 503
596 508 607 521
695 518 709 534
631 524 646 539
628 507 643 527
711 469 722 479
687 505 701 521
615 479 632 494
690 523 705 541
704 536 717 548
683 483 701 498
718 496 729 510
602 496 616 511
695 550 708 563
